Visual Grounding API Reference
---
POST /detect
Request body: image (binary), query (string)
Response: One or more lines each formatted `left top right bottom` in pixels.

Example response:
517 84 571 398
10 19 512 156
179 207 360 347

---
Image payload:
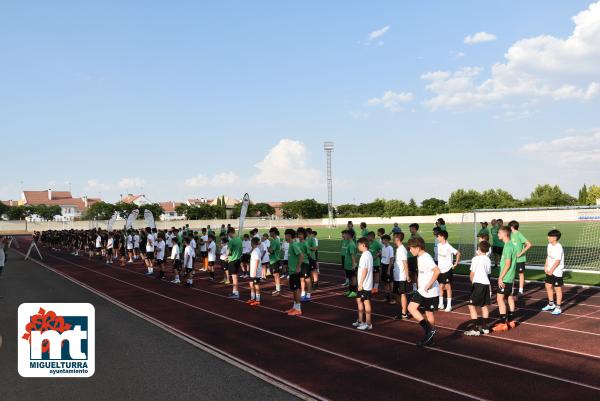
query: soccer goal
456 206 600 273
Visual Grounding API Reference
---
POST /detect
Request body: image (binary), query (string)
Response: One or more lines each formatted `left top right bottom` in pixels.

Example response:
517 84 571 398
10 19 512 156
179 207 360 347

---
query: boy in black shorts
285 229 304 316
542 230 565 315
464 241 492 336
407 237 440 346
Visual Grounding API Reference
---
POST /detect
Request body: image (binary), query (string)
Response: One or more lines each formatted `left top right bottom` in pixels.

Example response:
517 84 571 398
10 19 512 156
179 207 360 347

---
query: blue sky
1 1 599 204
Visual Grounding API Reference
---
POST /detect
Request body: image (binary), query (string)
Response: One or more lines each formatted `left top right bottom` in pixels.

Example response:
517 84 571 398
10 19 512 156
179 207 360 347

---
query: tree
175 204 190 218
586 185 600 205
420 198 448 215
448 189 484 212
114 202 137 219
480 189 520 209
140 203 165 221
0 202 9 218
281 199 328 219
382 200 409 217
336 204 358 217
253 202 275 217
82 201 116 220
579 184 589 205
524 184 577 207
183 204 218 220
6 205 30 220
31 205 62 220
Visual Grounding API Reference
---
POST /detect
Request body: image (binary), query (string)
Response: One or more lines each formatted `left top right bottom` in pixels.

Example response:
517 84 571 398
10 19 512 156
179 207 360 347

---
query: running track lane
27 249 600 400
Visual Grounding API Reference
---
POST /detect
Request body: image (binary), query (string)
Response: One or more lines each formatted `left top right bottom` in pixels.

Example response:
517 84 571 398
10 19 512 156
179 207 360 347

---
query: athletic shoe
219 279 227 284
508 320 517 329
300 295 308 302
287 309 302 316
551 307 562 316
389 299 397 305
343 291 350 296
438 303 444 310
271 290 280 296
227 293 240 299
246 299 255 304
280 275 288 279
352 320 362 327
479 328 490 335
171 279 181 284
463 329 480 336
444 306 452 312
284 308 294 314
184 283 192 287
417 329 436 346
342 279 349 287
224 280 231 285
372 288 379 295
144 271 153 276
541 304 556 311
346 291 357 298
250 301 260 307
492 322 509 332
357 323 372 331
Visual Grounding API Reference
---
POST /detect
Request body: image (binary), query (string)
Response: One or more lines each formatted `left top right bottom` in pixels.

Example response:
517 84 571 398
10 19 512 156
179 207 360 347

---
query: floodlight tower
324 141 335 228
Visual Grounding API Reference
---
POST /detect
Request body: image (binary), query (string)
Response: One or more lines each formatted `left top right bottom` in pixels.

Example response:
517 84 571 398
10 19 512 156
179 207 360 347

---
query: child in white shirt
542 230 565 315
247 237 263 306
465 241 492 336
353 237 374 331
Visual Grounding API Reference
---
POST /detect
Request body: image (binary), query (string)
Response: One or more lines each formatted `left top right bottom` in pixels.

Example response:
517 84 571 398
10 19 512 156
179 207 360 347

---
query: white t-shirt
437 242 458 273
261 239 270 263
166 233 174 248
133 234 140 248
127 235 134 250
220 244 228 261
381 245 394 265
190 238 197 252
156 240 166 260
107 238 114 250
146 235 155 252
250 247 262 278
470 255 491 285
170 244 180 260
95 235 102 248
357 251 374 291
417 253 440 298
282 242 289 260
200 235 208 252
434 236 439 261
207 241 216 262
546 242 565 277
314 238 319 247
242 240 251 254
183 245 194 269
0 246 6 266
393 245 408 282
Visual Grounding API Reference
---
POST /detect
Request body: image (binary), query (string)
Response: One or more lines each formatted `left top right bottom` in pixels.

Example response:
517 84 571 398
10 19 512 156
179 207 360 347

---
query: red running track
20 243 600 401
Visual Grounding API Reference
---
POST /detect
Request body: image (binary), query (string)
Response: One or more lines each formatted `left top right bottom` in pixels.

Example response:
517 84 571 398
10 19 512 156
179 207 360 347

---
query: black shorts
308 257 317 269
156 259 164 266
411 292 439 312
315 250 319 261
358 290 372 301
380 263 391 281
300 263 311 278
289 273 301 291
242 253 251 263
134 246 140 251
185 267 193 274
208 261 215 267
393 281 409 294
438 269 453 284
373 264 380 273
146 251 154 260
341 256 345 268
251 277 261 284
201 251 208 257
492 246 503 256
221 260 229 271
545 274 564 287
344 269 355 279
269 261 282 274
469 283 491 307
497 281 515 296
408 257 418 273
517 262 526 273
173 259 182 269
228 259 241 275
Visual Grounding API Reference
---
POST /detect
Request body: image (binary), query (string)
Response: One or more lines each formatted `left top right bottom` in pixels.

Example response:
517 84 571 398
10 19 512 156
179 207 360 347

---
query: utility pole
323 141 335 228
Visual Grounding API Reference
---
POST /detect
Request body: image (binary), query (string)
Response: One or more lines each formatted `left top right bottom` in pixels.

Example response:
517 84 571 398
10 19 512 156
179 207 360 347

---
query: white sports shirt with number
546 242 565 277
357 251 374 291
417 253 440 298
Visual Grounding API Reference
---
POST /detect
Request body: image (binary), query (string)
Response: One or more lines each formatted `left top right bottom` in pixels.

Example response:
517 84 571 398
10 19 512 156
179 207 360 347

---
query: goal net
456 206 600 273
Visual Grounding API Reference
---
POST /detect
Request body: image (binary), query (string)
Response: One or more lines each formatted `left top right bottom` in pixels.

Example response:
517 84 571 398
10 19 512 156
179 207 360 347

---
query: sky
1 1 600 205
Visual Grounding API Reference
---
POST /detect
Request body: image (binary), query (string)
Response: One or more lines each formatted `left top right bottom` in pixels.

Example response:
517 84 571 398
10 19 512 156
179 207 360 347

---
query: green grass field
232 221 600 285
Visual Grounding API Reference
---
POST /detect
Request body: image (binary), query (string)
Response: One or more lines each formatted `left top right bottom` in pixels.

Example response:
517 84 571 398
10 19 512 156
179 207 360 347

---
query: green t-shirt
343 241 357 270
500 241 518 283
228 236 242 261
369 240 382 267
269 237 281 264
306 236 317 259
299 240 310 262
491 226 502 247
478 227 490 237
361 228 369 238
341 239 348 260
511 231 528 263
288 241 302 274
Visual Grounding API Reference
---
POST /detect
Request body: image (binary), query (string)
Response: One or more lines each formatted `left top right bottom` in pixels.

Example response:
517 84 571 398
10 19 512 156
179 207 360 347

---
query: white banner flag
144 209 156 229
107 211 119 232
126 209 139 230
238 193 250 234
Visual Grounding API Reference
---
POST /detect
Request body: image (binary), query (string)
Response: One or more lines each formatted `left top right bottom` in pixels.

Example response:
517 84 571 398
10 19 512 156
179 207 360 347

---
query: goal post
457 205 600 273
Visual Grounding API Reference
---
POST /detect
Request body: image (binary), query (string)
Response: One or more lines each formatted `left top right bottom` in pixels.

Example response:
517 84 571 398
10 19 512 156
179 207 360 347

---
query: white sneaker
464 329 480 336
444 306 452 312
342 279 349 287
271 290 280 296
352 320 362 327
541 304 556 311
357 323 372 331
438 304 444 310
171 279 181 284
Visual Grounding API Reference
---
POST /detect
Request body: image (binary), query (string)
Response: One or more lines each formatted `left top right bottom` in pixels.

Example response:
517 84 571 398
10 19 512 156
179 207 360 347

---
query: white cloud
464 31 497 45
250 139 320 188
184 172 240 188
423 1 600 110
86 179 111 191
520 129 600 169
369 25 390 41
118 177 146 189
367 90 413 112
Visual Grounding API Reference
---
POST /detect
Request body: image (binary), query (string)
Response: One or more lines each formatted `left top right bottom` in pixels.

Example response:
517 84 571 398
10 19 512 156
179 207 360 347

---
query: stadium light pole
324 141 335 229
